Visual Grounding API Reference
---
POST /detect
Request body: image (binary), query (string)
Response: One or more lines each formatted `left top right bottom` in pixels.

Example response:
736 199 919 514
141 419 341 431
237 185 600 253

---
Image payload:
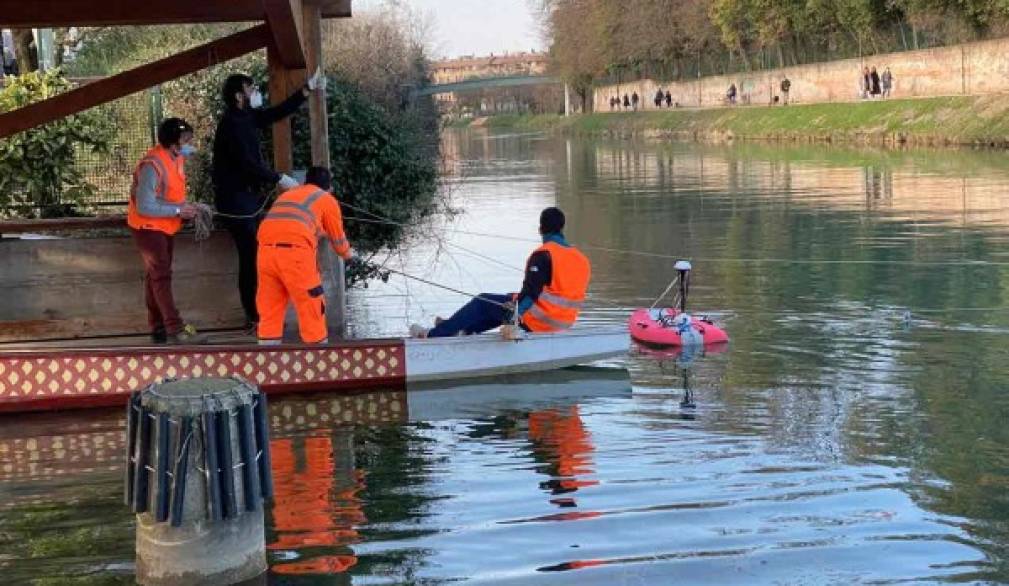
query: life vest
522 241 591 333
127 146 185 235
258 185 348 254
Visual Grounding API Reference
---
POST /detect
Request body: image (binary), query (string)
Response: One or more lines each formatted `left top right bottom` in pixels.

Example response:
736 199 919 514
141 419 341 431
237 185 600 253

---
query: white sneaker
408 324 429 339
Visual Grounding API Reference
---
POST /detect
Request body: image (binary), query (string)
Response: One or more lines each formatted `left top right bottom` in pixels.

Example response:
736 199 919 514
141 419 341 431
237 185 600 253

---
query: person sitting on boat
410 207 590 339
256 166 355 345
127 118 207 345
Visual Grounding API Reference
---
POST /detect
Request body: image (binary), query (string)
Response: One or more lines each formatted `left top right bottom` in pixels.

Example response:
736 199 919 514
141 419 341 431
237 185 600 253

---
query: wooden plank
0 215 125 234
0 0 351 27
267 43 295 173
264 0 307 69
303 0 331 168
0 25 271 140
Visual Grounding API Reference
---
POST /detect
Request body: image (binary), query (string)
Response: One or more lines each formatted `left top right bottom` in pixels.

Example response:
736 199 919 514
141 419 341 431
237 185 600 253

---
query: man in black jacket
212 71 325 331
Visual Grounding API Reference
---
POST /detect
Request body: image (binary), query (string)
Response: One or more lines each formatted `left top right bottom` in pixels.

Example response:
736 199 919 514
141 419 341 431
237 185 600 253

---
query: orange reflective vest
127 146 185 235
522 241 591 332
258 184 351 257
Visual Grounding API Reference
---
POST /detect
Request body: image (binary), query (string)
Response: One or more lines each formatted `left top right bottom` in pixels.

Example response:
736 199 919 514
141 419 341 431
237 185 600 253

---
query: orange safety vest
127 145 185 235
258 185 348 253
522 241 591 332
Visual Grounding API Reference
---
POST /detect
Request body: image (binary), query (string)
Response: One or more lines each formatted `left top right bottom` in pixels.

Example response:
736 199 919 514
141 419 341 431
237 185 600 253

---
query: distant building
429 51 550 107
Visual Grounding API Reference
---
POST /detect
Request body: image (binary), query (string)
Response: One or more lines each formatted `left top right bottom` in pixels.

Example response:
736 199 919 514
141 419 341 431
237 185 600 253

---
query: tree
11 29 38 73
0 70 111 218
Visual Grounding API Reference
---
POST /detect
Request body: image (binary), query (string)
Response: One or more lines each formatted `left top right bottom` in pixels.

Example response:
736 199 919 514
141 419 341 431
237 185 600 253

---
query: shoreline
450 95 1009 149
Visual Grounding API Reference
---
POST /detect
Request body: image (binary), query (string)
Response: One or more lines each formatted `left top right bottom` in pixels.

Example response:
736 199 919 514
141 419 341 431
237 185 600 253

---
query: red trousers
131 228 183 334
256 245 327 343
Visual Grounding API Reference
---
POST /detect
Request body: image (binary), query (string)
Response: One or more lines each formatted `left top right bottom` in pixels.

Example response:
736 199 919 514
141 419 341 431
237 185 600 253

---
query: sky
356 0 546 59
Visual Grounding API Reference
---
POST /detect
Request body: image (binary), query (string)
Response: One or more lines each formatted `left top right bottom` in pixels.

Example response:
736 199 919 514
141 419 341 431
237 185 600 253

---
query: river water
3 130 1009 584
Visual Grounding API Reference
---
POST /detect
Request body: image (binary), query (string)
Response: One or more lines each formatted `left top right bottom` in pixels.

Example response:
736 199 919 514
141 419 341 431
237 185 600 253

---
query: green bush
0 70 112 218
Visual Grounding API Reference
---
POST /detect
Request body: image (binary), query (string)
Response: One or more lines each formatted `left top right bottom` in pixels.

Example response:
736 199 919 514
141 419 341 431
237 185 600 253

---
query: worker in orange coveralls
256 166 354 344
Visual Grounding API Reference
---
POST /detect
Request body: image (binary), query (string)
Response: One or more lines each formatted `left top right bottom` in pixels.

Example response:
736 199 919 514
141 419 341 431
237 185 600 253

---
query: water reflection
4 131 1009 583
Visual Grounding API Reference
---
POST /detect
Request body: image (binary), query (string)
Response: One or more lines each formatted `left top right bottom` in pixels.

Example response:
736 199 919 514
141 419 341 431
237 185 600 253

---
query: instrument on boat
628 261 729 347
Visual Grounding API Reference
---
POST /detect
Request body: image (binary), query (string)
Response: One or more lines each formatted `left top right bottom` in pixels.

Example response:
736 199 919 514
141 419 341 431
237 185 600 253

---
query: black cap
539 207 565 235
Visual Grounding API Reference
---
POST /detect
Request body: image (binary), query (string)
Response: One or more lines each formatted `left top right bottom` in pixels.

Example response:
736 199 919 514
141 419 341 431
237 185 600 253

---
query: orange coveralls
256 184 352 344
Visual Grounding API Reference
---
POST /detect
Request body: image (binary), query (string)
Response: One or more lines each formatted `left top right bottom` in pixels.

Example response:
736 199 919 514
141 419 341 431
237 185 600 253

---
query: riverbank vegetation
1 6 441 264
456 96 1009 147
537 0 1009 106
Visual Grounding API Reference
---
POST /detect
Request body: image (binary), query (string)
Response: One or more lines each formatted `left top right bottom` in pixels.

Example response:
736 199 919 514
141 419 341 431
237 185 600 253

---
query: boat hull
628 308 729 347
405 327 628 383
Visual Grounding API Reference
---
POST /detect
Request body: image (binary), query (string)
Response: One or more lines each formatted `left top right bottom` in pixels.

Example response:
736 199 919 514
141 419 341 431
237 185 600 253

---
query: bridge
412 74 561 98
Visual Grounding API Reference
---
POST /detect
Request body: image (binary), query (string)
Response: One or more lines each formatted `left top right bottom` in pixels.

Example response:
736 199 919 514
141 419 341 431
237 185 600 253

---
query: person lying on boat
256 166 356 345
127 118 207 345
410 207 591 339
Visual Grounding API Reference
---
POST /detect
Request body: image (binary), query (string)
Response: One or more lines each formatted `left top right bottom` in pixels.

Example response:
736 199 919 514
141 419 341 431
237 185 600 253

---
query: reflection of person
127 118 206 345
528 406 599 496
212 71 326 333
256 167 354 345
410 208 591 339
270 434 363 576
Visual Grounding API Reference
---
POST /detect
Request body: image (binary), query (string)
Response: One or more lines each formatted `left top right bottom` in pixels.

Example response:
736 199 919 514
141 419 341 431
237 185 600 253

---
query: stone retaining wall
594 37 1009 110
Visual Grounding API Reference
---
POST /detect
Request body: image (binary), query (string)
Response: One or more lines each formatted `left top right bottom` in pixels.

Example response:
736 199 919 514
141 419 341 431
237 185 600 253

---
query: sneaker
408 324 429 339
167 324 209 345
151 326 167 344
242 320 259 337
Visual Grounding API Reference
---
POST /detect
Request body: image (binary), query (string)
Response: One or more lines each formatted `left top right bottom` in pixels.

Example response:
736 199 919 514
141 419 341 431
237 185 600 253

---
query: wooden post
303 0 345 338
267 42 294 174
303 0 330 168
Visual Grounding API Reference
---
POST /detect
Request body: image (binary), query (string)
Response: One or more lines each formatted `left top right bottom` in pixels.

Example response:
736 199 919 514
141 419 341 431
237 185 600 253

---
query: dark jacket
212 89 307 215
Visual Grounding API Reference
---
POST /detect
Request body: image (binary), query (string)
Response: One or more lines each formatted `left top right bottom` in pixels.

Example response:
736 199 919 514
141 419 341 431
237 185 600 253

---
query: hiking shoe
151 326 167 344
408 324 429 339
167 324 209 345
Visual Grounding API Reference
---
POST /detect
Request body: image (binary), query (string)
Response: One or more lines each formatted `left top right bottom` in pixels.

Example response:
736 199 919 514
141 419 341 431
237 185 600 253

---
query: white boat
404 326 629 384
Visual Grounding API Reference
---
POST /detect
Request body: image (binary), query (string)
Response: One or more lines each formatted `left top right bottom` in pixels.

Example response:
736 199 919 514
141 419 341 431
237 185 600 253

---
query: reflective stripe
526 305 574 330
263 212 316 230
302 189 327 207
539 291 584 309
274 189 326 216
142 157 170 203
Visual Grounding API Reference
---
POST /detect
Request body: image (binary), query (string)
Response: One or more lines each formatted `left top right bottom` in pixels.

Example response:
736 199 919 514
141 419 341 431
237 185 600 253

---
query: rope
378 265 514 310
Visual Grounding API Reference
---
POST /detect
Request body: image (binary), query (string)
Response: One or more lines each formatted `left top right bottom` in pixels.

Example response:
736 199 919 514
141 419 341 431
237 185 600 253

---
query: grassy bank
454 96 1009 147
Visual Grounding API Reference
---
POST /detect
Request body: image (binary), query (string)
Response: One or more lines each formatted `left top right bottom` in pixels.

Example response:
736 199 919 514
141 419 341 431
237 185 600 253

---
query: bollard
125 377 274 585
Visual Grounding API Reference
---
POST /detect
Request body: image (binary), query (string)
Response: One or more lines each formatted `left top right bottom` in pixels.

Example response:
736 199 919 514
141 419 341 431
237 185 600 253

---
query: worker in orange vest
127 118 207 345
410 207 590 338
256 167 354 344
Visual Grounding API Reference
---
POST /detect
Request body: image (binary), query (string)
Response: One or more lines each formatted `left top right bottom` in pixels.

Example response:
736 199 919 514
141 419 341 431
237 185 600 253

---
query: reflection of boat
0 327 628 414
407 367 631 421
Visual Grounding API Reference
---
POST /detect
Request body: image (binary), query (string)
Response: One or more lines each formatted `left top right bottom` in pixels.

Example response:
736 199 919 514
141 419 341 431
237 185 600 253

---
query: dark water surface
3 131 1009 584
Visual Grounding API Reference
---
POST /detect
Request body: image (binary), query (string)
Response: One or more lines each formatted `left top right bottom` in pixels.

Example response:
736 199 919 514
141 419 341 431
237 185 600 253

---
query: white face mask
248 90 264 109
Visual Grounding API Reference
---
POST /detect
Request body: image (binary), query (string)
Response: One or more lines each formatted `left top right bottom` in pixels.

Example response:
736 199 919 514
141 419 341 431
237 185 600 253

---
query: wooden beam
303 0 330 168
264 0 307 69
0 0 351 27
267 43 295 174
0 26 271 140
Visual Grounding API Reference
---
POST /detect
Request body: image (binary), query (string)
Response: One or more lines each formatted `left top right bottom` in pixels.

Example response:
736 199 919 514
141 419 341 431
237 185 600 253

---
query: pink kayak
628 308 729 347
